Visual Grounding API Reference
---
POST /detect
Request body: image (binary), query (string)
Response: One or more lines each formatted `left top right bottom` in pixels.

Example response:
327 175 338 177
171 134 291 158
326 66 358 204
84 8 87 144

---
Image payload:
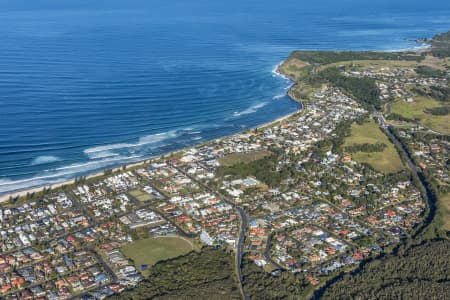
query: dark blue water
1 0 450 194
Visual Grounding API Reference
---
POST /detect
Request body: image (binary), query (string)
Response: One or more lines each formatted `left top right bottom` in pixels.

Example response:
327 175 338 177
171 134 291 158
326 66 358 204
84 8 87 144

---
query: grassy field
279 58 310 80
128 189 153 202
129 190 153 202
121 236 195 276
318 59 417 72
219 150 272 167
344 120 404 173
263 262 279 273
390 95 450 134
418 55 448 70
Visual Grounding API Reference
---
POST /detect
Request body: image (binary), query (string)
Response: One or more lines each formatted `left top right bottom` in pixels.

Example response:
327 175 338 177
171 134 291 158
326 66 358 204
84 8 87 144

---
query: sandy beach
0 100 302 203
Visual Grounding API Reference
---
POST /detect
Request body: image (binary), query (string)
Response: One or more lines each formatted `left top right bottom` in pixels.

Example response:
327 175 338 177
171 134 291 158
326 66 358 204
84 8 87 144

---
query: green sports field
121 236 195 275
218 150 272 167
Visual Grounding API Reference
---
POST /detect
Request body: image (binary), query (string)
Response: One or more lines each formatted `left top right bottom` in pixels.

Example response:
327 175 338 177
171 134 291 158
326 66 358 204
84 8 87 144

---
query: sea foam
0 154 143 194
31 155 61 165
233 102 268 117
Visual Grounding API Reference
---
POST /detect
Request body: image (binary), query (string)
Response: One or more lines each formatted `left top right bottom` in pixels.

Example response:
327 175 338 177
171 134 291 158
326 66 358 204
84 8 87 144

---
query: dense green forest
316 239 450 300
320 67 381 110
109 247 240 300
298 66 381 110
414 65 447 78
242 256 311 299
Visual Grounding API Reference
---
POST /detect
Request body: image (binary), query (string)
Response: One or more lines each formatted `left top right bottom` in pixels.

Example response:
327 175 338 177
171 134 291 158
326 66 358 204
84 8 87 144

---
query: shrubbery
425 106 450 115
217 153 296 188
344 142 387 153
110 247 240 300
414 65 447 78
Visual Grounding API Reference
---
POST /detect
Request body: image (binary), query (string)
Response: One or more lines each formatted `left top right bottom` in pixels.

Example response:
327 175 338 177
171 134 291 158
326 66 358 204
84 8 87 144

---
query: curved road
376 116 437 238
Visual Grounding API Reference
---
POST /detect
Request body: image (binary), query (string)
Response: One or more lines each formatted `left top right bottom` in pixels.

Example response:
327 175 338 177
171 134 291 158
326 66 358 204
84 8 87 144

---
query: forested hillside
317 239 450 300
110 248 240 300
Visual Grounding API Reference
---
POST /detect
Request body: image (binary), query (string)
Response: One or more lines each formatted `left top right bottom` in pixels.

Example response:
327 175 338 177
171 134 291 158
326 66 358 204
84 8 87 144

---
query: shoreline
0 65 300 202
0 111 301 203
0 39 428 202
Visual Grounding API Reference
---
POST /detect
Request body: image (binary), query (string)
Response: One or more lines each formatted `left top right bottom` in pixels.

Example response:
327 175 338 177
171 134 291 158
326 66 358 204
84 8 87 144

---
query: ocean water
1 0 450 194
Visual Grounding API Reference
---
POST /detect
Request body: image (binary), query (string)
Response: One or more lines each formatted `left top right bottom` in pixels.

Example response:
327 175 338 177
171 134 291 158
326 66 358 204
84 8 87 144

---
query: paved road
376 107 444 136
263 231 286 271
373 113 420 173
236 206 250 300
126 191 198 239
88 246 119 283
385 127 421 173
375 116 438 238
169 162 250 300
134 174 199 238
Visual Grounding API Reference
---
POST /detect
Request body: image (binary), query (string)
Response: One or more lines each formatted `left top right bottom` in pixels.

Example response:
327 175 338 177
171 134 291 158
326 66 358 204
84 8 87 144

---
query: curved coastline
0 39 432 201
0 63 302 202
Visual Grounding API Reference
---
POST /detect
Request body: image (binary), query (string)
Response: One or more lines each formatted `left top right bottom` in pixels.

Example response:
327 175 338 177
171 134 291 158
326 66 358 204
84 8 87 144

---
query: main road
375 114 438 238
373 113 421 173
169 162 250 300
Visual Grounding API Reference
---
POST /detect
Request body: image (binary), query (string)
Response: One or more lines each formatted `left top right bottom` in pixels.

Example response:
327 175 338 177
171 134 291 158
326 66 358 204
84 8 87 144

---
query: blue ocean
1 0 450 194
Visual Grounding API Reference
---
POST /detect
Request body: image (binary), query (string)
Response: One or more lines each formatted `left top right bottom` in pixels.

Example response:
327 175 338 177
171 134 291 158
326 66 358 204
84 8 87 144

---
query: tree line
109 247 240 300
425 106 450 116
289 51 423 65
315 239 450 300
216 153 295 188
344 142 387 153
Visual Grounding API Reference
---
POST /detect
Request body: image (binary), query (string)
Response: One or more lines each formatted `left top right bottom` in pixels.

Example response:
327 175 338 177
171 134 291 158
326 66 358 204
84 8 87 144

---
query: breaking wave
31 155 61 165
272 94 285 100
0 154 143 194
232 102 268 117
